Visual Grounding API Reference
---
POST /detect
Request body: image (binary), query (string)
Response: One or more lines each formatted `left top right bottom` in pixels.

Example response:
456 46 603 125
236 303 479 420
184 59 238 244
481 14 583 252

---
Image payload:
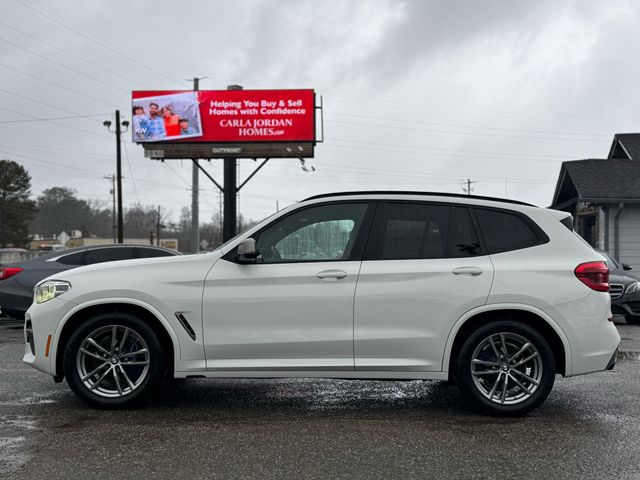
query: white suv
24 192 620 415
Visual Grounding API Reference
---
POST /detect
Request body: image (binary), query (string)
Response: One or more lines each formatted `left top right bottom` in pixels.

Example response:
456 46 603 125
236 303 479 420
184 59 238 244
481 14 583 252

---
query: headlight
34 280 71 304
626 281 640 295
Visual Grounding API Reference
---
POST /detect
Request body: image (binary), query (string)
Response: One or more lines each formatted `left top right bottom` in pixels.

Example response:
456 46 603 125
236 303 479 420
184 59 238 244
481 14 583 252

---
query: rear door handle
452 266 483 276
316 269 347 280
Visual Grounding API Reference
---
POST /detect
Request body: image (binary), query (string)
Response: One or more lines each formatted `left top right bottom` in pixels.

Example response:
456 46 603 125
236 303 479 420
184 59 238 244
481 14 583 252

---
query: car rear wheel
63 312 165 408
455 320 555 416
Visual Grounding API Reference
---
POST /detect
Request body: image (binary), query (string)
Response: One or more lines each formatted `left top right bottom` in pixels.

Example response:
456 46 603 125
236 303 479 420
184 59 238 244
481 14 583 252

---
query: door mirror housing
237 238 258 263
623 263 632 271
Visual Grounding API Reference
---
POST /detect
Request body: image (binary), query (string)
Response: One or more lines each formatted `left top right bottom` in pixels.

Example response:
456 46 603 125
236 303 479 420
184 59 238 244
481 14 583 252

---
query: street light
103 110 129 243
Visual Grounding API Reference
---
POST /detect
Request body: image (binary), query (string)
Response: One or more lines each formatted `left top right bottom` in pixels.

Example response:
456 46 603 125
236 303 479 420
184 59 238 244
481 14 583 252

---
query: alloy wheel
75 325 150 398
470 332 543 405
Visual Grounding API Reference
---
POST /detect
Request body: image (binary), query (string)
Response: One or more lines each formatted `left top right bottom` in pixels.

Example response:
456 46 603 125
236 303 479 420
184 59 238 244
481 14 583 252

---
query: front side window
254 203 369 263
369 202 482 260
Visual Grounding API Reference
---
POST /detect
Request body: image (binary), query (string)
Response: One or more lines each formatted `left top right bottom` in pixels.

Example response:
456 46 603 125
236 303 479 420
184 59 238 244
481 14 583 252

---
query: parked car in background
0 245 180 319
0 248 31 266
23 192 619 416
597 249 640 324
37 244 66 253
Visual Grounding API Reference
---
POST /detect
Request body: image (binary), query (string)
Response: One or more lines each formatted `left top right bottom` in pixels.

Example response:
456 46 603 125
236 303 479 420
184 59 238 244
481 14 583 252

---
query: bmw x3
24 192 620 415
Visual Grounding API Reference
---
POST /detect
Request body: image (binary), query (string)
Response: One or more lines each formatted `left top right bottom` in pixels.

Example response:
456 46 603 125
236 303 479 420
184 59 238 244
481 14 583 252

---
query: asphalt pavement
1 317 640 479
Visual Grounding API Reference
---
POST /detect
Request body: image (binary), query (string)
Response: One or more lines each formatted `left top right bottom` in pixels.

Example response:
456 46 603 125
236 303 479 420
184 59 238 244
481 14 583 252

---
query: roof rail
302 191 535 207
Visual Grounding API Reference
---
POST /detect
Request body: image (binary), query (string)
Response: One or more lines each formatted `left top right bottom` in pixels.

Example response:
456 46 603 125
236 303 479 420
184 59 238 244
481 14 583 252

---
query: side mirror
623 263 632 271
237 238 258 263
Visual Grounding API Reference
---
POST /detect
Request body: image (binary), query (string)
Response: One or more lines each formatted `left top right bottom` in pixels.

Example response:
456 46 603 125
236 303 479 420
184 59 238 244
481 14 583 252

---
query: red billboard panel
131 89 315 143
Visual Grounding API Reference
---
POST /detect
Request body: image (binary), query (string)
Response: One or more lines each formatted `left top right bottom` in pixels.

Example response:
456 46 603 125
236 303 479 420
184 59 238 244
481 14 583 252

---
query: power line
121 138 140 204
0 106 112 140
0 112 110 125
65 0 204 79
0 62 117 108
0 20 151 89
329 94 640 126
164 162 219 211
328 138 576 162
320 142 569 171
325 119 607 143
325 111 612 138
14 0 183 84
0 87 88 117
0 36 128 94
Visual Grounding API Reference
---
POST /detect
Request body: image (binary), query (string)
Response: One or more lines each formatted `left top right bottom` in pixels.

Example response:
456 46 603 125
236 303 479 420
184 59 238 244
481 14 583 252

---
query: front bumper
22 297 75 377
611 294 640 321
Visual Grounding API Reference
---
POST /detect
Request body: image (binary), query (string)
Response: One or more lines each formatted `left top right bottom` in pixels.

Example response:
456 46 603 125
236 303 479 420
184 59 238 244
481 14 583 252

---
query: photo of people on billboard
132 92 202 142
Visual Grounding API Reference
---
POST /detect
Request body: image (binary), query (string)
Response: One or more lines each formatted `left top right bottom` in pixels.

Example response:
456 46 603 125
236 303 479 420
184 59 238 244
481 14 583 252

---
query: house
551 133 640 268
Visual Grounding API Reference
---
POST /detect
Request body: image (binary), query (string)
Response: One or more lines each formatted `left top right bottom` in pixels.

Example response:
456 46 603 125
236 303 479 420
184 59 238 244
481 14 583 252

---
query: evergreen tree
0 159 37 247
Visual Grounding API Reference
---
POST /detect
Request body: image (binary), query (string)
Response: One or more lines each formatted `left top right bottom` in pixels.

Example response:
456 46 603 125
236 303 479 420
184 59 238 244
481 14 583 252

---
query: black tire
63 312 165 409
455 320 555 416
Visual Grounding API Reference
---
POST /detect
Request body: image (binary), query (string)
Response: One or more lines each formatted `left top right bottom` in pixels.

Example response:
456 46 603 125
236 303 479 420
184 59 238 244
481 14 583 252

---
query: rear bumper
0 289 31 318
543 290 621 377
606 348 618 371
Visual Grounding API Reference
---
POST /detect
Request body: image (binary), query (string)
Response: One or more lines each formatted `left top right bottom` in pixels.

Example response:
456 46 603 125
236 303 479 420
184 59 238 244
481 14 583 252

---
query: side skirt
173 370 449 380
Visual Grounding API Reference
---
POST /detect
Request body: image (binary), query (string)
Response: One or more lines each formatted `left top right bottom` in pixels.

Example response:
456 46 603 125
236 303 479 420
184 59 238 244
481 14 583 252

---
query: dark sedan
0 244 179 319
597 250 640 324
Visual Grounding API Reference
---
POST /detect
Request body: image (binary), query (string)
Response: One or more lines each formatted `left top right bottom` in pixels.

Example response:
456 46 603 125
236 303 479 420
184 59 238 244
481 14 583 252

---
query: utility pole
462 178 476 196
103 112 129 243
188 77 204 253
103 174 116 242
223 84 243 241
115 110 123 243
156 205 162 246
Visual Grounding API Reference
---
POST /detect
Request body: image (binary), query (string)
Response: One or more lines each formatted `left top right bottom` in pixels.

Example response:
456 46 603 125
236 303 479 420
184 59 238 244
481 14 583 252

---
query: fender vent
175 312 196 341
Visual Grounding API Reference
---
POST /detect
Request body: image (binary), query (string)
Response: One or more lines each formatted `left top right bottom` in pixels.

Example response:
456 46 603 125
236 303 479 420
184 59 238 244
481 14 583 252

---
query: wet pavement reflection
2 322 640 479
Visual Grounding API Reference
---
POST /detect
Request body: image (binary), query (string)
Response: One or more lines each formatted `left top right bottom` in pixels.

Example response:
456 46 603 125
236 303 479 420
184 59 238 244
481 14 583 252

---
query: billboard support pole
223 84 243 242
237 159 269 191
223 157 237 242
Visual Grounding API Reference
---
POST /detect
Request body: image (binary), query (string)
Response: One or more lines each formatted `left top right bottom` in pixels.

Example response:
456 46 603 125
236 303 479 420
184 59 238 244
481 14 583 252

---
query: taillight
574 261 609 292
0 267 23 280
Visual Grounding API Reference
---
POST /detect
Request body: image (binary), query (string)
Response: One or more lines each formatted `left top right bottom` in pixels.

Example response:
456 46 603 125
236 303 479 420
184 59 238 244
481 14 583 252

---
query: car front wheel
63 312 165 408
455 320 555 416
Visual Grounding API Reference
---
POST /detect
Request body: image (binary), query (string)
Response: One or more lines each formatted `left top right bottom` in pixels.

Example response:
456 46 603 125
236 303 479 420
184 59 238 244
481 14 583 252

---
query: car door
202 202 374 371
354 202 494 371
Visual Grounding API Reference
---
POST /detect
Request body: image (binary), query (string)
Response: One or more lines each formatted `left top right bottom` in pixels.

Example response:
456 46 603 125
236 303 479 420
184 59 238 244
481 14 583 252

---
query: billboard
131 89 315 144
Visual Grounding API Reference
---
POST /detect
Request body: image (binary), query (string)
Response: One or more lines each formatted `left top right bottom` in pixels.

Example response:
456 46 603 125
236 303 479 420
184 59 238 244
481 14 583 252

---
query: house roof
607 133 640 160
551 159 640 208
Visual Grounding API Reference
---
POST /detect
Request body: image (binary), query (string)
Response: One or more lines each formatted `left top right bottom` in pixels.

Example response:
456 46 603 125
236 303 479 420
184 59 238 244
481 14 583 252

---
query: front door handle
452 266 483 276
316 269 347 280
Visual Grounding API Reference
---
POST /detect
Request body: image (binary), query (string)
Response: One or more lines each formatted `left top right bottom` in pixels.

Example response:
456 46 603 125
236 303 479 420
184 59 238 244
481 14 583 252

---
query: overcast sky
1 0 639 226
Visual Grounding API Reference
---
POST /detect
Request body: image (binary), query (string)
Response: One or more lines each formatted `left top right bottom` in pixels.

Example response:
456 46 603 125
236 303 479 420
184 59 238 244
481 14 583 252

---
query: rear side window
368 203 482 260
475 208 541 254
84 247 136 265
55 252 85 265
